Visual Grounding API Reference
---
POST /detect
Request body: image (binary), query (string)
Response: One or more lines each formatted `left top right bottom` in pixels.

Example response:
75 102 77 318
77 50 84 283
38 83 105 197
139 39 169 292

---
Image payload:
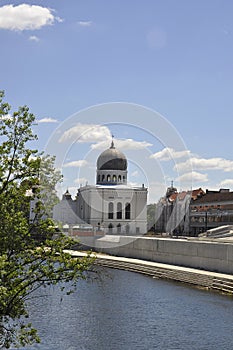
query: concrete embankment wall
69 250 233 295
90 236 233 275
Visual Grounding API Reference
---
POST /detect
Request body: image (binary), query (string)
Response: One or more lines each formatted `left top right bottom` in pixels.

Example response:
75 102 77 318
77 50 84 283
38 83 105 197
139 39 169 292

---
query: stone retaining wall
90 236 233 275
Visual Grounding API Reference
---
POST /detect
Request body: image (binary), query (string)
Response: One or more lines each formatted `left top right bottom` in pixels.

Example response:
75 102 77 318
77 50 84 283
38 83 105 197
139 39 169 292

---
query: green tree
0 91 94 348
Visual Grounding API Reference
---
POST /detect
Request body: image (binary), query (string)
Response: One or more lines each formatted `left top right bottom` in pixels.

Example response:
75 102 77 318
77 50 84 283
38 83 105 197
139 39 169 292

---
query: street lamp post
205 211 208 233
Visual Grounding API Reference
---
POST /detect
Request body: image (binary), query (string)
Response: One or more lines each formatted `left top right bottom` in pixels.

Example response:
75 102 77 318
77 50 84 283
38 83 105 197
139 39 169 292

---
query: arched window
117 202 122 219
118 175 121 182
123 176 126 183
126 224 130 234
113 175 116 182
108 202 114 219
102 175 105 182
108 223 113 234
107 174 111 182
125 202 131 220
117 223 121 234
97 175 100 182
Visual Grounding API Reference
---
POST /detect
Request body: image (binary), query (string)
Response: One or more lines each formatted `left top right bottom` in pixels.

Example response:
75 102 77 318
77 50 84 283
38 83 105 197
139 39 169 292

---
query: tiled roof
191 188 205 200
192 191 233 204
178 191 188 200
169 193 178 202
168 188 204 202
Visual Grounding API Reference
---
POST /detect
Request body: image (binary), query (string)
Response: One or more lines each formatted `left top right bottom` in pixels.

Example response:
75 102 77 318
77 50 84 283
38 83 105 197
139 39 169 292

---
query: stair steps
212 278 233 294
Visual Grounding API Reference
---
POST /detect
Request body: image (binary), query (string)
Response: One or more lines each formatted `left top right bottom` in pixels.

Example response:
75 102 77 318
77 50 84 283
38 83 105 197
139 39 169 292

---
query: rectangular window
125 203 131 220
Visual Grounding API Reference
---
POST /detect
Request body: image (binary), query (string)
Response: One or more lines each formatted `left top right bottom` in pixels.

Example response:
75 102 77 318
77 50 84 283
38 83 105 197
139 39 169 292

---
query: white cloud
58 123 152 151
56 16 64 23
150 147 192 161
176 156 233 173
131 170 139 177
0 4 60 31
176 171 208 183
74 177 88 185
91 138 152 151
151 148 233 175
63 160 88 168
78 21 92 27
59 123 111 144
37 117 58 123
29 35 40 42
219 179 233 187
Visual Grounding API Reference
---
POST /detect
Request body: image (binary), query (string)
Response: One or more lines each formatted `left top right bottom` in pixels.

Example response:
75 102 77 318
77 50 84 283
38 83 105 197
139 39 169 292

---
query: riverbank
66 250 233 295
74 235 233 274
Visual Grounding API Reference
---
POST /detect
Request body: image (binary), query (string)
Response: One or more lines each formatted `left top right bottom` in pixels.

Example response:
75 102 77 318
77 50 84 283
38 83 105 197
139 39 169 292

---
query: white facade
76 184 147 234
53 141 148 235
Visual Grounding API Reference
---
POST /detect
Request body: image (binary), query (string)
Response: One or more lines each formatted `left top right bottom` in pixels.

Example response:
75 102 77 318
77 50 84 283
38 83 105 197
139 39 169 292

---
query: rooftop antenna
171 180 174 188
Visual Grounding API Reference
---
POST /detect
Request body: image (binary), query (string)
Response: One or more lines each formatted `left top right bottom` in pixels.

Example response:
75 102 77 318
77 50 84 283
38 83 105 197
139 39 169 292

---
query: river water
19 268 233 350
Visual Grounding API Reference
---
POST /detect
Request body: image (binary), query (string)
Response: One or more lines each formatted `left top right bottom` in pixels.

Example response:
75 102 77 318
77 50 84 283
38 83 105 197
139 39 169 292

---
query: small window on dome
113 175 116 182
107 175 111 182
123 176 125 182
97 175 100 182
102 175 105 182
118 175 121 182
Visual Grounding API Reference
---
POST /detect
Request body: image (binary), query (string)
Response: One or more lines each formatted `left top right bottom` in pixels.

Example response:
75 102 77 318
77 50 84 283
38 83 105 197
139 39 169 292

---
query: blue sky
1 0 233 202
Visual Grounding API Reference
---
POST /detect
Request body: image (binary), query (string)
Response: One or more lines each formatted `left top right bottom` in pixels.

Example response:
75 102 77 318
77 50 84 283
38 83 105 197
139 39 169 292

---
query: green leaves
0 91 95 348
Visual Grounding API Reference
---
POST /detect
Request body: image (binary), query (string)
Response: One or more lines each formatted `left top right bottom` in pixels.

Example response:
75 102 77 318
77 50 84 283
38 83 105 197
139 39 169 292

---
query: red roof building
190 189 233 235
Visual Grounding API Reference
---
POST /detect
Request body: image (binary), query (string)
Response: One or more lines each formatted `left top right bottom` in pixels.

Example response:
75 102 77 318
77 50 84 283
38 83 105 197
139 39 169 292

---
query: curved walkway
66 250 233 295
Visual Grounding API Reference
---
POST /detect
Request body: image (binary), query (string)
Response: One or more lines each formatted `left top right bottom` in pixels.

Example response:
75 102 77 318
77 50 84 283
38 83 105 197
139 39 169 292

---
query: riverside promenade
66 249 233 295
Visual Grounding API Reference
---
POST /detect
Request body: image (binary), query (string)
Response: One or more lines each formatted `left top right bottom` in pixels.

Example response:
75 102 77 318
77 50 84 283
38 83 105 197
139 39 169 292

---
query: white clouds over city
150 146 233 193
29 35 40 42
0 4 62 31
78 21 92 27
176 171 208 184
63 160 88 168
59 123 112 143
150 147 192 161
176 156 233 173
37 117 58 123
59 123 152 151
219 179 233 187
57 133 233 199
91 138 152 151
151 147 233 173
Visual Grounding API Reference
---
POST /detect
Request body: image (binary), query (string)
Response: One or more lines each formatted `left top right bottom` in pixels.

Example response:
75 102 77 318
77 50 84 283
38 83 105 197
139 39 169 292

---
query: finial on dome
110 134 115 149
